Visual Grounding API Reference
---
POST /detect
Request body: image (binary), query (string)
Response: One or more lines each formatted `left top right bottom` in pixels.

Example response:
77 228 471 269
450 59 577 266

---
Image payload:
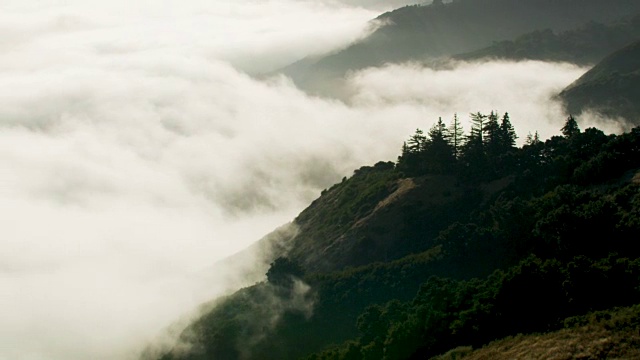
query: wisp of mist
0 1 617 359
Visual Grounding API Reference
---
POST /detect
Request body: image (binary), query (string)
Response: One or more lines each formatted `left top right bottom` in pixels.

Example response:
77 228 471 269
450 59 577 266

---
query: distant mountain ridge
454 14 640 65
279 0 640 96
559 39 640 124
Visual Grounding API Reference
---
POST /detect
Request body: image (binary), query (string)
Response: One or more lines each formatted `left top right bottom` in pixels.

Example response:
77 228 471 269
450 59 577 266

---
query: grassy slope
287 165 482 273
435 305 640 360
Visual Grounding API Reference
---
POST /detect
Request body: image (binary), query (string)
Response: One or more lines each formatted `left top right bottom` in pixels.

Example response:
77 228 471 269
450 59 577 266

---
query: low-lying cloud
347 60 628 141
0 1 625 360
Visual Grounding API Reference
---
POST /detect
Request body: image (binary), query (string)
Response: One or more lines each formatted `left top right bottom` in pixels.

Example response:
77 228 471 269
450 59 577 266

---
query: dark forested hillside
454 14 640 65
559 40 640 125
279 0 640 96
154 114 640 360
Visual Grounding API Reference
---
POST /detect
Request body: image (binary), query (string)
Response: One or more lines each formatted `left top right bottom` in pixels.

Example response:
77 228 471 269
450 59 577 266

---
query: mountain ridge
559 39 640 124
278 0 640 97
454 14 640 65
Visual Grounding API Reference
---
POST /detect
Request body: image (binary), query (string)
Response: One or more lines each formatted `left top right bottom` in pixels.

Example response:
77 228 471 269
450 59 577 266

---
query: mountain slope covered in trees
454 13 640 65
559 39 640 125
153 113 640 360
279 0 640 96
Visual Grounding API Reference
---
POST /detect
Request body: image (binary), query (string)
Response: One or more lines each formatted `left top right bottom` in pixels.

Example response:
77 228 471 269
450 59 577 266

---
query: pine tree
525 131 541 145
561 115 580 138
448 113 465 159
499 112 517 149
429 117 449 143
398 141 409 163
525 132 534 145
469 112 486 144
407 128 427 153
398 129 427 175
460 112 487 176
483 111 501 157
425 118 455 173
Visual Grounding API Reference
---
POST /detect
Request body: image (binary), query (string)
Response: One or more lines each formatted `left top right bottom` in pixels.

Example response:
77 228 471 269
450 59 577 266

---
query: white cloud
0 0 379 74
346 60 616 142
0 1 623 360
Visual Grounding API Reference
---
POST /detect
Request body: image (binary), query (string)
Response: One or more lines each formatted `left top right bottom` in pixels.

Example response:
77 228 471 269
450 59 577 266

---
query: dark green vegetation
157 113 640 360
559 39 640 125
279 0 640 96
454 14 640 65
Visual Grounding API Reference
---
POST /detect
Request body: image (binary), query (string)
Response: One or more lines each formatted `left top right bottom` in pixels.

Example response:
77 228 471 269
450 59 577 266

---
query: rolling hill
558 40 640 125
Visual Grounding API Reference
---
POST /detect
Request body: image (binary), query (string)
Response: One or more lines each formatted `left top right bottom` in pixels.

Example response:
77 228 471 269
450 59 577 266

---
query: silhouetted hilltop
559 40 640 124
454 14 640 65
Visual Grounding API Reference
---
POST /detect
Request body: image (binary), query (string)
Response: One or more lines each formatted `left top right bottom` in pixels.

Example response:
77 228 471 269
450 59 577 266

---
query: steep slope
285 162 483 273
217 162 488 274
559 40 640 124
454 14 640 65
280 0 640 96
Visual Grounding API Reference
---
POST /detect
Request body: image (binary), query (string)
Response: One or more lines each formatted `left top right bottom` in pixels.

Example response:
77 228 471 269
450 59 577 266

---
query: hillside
153 115 640 360
559 40 640 125
285 168 484 273
454 14 640 65
279 0 640 96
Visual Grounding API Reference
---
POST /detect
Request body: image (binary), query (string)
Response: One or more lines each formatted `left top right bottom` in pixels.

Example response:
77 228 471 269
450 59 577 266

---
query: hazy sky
0 1 624 360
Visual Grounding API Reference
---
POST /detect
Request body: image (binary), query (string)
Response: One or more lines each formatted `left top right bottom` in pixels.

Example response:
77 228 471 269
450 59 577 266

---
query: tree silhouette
408 128 427 153
561 115 580 138
425 117 456 173
448 113 465 159
525 131 541 145
460 112 489 178
398 129 428 175
266 257 304 287
483 111 502 158
499 112 518 150
469 112 487 144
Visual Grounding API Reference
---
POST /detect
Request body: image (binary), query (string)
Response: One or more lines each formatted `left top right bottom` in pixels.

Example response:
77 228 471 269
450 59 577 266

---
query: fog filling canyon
0 1 626 359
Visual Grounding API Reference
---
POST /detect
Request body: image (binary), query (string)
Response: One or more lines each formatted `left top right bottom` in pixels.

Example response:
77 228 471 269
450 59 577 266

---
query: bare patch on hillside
445 323 640 360
373 178 417 211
